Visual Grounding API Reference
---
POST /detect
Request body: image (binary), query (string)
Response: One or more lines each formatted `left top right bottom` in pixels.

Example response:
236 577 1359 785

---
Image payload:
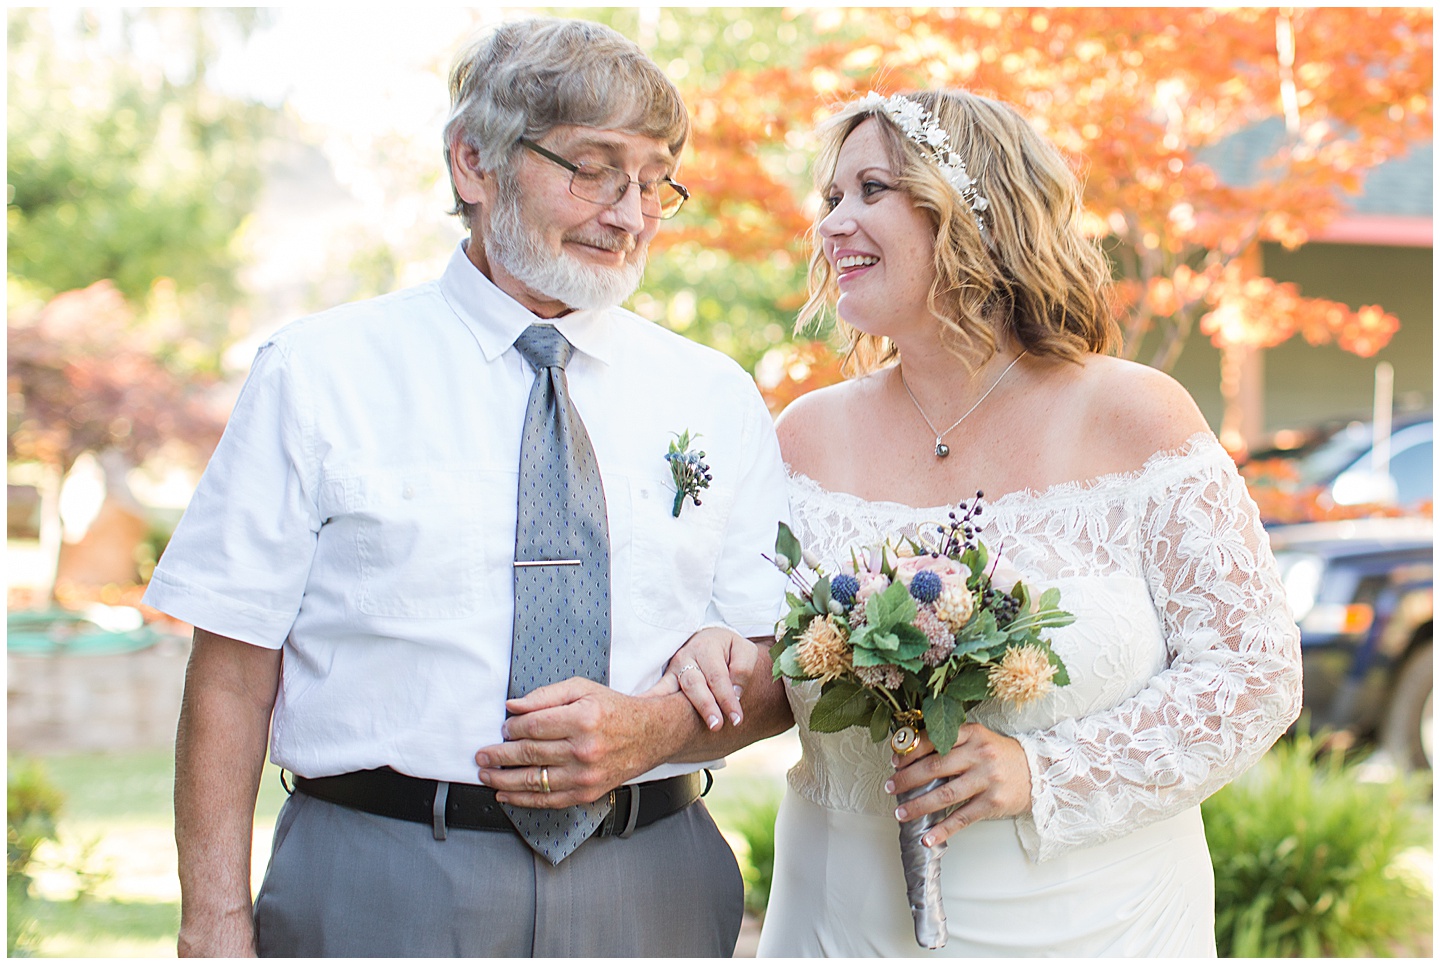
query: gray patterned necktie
503 324 612 864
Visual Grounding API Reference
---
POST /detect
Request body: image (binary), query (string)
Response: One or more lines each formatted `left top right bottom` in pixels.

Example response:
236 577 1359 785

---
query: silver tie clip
513 559 582 567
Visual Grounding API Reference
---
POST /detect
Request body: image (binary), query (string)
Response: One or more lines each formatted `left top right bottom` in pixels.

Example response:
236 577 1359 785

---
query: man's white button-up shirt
145 243 790 783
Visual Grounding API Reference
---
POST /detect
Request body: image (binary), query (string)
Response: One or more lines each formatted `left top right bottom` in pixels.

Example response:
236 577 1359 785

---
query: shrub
727 793 780 918
710 783 783 919
1202 731 1432 957
7 757 65 956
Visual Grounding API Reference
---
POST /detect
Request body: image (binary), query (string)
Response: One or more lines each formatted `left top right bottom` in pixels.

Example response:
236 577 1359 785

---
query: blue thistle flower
830 573 860 606
910 570 942 603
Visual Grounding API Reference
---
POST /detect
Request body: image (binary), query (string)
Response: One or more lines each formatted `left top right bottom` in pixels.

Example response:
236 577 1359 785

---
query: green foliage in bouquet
769 498 1073 756
1202 728 1432 957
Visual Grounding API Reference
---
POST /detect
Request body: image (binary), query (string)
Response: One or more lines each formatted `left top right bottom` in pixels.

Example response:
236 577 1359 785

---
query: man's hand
475 659 794 807
475 679 687 808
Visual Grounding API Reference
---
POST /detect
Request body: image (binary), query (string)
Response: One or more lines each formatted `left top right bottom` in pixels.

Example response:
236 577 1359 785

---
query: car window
1388 440 1433 508
1294 423 1375 486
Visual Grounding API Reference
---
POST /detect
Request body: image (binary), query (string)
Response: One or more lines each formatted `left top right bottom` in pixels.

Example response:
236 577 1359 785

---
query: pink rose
986 555 1026 596
894 554 971 588
855 572 891 603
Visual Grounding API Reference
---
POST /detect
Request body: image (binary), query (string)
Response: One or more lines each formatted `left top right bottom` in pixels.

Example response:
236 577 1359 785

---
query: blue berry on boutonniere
666 429 712 518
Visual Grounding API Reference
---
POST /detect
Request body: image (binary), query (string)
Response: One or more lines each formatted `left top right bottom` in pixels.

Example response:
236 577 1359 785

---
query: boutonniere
665 430 712 518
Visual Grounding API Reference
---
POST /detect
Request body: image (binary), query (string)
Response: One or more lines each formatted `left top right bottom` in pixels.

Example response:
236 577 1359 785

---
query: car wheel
1382 638 1433 770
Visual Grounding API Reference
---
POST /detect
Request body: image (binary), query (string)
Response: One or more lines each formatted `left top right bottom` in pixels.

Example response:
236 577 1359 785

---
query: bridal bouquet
768 497 1073 949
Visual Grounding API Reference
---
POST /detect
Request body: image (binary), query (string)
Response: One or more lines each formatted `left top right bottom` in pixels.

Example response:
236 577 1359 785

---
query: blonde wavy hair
798 89 1118 374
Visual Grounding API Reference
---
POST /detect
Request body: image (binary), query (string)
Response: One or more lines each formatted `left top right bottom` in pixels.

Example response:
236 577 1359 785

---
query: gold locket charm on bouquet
890 724 920 755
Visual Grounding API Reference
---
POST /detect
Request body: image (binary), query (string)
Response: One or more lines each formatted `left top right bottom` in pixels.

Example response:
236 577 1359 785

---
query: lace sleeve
1014 448 1303 861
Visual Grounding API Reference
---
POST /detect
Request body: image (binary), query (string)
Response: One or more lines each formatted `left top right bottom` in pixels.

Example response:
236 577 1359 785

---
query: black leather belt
292 767 706 840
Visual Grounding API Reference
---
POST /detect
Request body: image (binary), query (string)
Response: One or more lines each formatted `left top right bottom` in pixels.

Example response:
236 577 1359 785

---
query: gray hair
443 17 690 230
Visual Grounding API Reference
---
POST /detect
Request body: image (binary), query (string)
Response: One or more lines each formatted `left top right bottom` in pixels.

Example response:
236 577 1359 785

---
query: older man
146 18 790 958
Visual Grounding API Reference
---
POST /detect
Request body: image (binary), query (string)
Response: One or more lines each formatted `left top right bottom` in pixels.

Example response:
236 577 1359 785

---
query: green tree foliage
546 7 839 372
7 8 273 350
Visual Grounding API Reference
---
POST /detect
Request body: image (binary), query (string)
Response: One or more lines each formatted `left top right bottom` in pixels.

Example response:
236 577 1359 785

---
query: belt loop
432 781 450 841
617 783 642 839
702 768 714 797
279 768 294 796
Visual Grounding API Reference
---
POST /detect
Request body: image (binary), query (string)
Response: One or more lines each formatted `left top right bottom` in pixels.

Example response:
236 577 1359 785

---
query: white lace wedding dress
756 433 1302 957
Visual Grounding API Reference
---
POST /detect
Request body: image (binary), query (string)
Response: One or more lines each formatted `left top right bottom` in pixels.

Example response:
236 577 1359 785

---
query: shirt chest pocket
336 468 514 620
624 474 728 631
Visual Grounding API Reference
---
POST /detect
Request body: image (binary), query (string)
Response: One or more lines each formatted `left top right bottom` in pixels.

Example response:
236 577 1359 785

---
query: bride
666 89 1302 956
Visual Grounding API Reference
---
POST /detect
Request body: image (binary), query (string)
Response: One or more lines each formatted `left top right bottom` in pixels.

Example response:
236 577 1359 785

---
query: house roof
1200 118 1433 246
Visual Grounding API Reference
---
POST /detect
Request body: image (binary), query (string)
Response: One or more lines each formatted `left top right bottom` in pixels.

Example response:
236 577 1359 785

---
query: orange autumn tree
683 7 1431 436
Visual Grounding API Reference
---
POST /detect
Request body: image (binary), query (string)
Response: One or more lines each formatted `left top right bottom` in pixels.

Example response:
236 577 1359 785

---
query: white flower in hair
854 91 989 232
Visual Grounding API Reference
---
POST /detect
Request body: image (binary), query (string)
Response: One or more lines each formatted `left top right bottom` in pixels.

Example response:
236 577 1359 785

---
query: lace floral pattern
784 432 1302 862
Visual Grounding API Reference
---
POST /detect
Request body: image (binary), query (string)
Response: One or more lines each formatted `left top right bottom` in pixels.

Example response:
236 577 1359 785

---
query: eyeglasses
517 137 689 220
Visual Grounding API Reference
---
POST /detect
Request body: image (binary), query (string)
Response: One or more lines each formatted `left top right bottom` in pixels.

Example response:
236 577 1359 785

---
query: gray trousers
253 788 744 957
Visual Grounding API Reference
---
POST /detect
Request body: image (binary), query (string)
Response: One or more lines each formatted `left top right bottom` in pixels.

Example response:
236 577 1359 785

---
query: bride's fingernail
733 685 744 697
922 834 935 847
894 806 906 820
730 711 743 726
708 715 721 730
884 780 895 794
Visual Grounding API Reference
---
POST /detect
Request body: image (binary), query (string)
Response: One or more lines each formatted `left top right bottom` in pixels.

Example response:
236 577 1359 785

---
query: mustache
564 229 637 255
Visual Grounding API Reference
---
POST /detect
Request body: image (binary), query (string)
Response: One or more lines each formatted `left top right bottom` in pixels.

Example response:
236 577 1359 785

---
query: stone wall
7 634 190 753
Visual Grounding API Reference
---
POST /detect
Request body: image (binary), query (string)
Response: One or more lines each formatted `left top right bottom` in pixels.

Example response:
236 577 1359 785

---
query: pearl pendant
935 440 950 458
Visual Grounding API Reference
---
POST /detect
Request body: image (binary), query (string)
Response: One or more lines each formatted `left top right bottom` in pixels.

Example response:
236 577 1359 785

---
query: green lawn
14 741 791 958
14 749 291 958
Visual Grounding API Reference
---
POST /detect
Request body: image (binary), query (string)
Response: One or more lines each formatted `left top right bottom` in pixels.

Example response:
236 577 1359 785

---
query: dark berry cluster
982 585 1021 625
931 490 986 558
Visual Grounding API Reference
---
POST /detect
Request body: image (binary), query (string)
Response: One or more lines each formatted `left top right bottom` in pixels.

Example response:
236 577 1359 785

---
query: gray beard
484 185 646 311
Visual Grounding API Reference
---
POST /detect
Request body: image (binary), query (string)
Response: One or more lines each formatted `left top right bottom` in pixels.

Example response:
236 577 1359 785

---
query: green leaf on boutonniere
810 679 876 733
922 692 968 755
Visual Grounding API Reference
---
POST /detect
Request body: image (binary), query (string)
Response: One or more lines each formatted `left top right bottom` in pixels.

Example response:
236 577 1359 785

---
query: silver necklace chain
899 351 1027 458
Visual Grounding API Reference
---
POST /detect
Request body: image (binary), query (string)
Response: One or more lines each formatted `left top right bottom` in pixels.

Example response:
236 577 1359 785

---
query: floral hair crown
856 91 989 232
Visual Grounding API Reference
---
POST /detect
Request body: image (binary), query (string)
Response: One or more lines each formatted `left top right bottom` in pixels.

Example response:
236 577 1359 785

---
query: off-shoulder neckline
786 431 1226 515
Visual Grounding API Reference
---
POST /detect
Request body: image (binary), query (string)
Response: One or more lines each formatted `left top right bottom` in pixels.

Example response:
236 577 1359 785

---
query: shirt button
402 485 415 500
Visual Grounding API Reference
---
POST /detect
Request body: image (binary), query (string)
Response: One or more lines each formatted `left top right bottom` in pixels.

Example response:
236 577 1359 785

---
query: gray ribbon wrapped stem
896 778 949 949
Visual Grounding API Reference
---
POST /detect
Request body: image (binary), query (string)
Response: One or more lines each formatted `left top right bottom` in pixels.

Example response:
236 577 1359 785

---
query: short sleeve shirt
144 243 790 782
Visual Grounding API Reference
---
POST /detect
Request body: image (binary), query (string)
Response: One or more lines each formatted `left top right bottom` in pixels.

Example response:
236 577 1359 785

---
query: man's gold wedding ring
540 767 551 794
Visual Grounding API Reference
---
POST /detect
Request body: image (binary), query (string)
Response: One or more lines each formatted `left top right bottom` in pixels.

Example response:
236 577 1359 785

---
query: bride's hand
886 723 1032 847
641 626 758 731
